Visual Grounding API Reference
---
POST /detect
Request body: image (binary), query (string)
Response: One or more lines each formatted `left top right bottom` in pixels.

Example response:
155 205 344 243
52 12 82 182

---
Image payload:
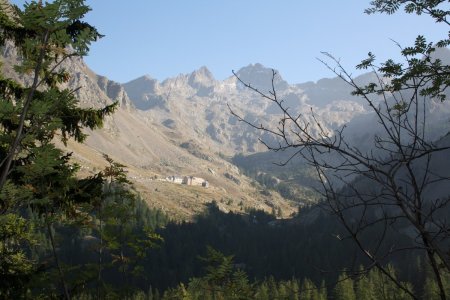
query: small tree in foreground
230 1 450 299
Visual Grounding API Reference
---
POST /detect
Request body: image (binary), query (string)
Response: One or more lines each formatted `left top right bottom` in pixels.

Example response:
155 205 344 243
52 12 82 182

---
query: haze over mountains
121 63 376 153
3 42 450 219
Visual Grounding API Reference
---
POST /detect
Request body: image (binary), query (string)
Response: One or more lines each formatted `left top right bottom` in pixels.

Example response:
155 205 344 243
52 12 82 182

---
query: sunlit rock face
122 63 373 154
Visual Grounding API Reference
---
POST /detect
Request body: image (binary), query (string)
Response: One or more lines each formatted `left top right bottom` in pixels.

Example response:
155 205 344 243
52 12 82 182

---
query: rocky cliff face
96 75 133 109
122 75 164 110
123 64 369 154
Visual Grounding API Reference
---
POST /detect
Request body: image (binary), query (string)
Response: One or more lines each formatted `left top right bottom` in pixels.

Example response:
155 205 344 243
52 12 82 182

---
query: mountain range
3 42 450 219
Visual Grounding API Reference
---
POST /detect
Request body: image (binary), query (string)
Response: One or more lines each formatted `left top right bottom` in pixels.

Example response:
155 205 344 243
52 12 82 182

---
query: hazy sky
10 1 449 84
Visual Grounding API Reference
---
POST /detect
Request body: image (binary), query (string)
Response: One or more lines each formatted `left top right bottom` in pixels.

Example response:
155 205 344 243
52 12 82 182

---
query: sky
10 1 449 84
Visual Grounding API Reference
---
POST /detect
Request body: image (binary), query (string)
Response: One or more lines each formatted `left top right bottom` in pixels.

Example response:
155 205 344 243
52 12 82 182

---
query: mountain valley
3 42 450 220
2 1 450 298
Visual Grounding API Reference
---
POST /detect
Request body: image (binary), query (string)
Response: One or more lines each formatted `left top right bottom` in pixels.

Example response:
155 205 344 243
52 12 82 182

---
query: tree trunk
46 219 71 300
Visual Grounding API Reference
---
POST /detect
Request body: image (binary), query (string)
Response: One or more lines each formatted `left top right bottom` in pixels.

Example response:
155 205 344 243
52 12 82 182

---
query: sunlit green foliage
0 1 118 297
355 1 450 102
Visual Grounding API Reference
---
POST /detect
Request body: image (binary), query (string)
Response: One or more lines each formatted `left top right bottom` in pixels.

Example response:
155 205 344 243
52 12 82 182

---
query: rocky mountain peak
125 75 159 91
234 63 289 92
187 66 216 96
123 75 159 97
123 75 168 111
190 66 214 80
96 75 133 109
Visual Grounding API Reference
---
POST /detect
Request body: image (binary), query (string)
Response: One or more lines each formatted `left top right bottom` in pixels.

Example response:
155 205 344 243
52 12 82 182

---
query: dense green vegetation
7 200 446 299
0 1 163 298
30 202 444 299
139 204 445 297
25 191 168 299
162 255 421 300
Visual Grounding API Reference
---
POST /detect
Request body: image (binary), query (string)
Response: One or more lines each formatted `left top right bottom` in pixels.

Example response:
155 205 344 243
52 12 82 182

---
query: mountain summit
123 75 166 110
234 63 289 92
188 66 216 96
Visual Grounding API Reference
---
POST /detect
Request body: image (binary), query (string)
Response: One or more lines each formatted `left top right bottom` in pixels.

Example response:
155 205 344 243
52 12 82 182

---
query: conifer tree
187 246 253 299
94 155 162 298
368 265 414 300
333 271 356 300
355 267 377 300
424 277 441 300
0 0 116 297
423 260 450 300
299 278 316 300
289 279 300 300
317 280 327 300
255 281 270 300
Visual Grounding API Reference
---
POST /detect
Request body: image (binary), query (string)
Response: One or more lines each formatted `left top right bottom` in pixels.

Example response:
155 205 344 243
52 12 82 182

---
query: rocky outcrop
96 75 133 109
122 75 167 110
